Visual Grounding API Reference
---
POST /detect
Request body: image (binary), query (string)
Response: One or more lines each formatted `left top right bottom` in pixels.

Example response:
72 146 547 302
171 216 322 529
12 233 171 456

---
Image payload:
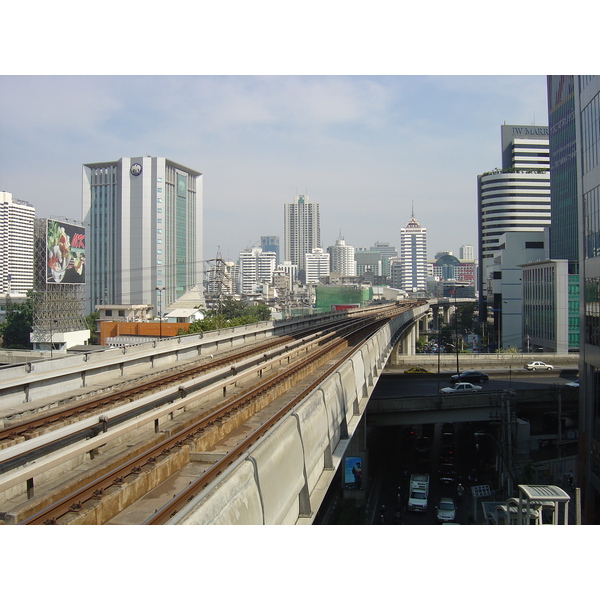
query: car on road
450 370 489 384
566 379 580 388
404 366 433 374
436 497 456 522
439 462 456 484
440 382 482 394
525 361 554 371
415 436 430 453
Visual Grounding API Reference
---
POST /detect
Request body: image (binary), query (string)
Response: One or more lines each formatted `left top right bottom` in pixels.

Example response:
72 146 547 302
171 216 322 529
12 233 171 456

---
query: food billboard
46 219 86 284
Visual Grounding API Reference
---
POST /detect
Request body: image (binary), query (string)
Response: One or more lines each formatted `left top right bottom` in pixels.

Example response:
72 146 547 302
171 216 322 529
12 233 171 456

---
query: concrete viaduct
1 302 435 524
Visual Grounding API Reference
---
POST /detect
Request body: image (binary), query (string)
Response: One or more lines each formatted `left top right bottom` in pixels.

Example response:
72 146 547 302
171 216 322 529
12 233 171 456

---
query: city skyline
1 75 550 267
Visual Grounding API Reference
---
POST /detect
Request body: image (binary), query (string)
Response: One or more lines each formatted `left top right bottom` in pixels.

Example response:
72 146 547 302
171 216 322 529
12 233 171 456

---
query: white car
525 361 554 371
436 497 456 522
565 379 579 388
440 382 482 394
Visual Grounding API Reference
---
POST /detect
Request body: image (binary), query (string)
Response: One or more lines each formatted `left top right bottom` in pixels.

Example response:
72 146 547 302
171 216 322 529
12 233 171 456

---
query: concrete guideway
0 302 429 524
167 306 430 524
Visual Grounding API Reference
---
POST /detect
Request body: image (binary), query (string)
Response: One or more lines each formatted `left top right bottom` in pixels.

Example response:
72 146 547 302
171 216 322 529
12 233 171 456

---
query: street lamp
449 285 466 375
155 286 165 339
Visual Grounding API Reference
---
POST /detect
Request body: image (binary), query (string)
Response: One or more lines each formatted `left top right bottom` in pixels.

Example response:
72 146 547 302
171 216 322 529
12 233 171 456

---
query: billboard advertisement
46 219 85 284
344 457 363 489
331 304 360 311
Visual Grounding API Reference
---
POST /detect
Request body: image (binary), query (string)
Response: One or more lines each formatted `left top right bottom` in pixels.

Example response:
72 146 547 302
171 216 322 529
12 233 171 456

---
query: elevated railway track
0 301 425 524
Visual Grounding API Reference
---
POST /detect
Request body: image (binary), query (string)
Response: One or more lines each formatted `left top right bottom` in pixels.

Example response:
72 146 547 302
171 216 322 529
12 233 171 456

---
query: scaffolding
30 218 87 349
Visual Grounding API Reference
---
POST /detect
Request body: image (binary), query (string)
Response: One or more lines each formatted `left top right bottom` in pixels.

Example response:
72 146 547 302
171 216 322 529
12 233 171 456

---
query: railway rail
0 301 424 524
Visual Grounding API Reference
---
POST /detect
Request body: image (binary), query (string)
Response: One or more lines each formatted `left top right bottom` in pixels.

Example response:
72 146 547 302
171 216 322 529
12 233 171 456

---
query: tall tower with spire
400 212 427 292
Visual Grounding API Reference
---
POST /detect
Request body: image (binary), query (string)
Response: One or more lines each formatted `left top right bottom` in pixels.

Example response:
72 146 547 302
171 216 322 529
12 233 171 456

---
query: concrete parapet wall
389 353 580 375
0 312 352 413
170 313 408 525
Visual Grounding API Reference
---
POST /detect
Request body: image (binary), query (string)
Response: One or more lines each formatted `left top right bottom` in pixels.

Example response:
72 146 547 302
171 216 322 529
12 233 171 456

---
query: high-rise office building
400 213 427 292
305 248 330 284
82 156 203 314
0 191 35 298
575 75 600 522
283 194 320 282
355 249 382 278
548 77 578 261
238 247 277 295
370 241 398 276
459 245 474 260
523 77 580 354
260 235 280 265
477 125 551 315
328 237 356 276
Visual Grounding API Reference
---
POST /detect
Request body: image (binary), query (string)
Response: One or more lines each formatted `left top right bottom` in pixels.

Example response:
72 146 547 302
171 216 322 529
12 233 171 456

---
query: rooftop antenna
411 200 415 219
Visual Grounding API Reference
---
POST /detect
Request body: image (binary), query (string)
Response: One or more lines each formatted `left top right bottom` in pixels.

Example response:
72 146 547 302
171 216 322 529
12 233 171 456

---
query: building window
525 241 544 248
118 310 125 317
106 310 112 316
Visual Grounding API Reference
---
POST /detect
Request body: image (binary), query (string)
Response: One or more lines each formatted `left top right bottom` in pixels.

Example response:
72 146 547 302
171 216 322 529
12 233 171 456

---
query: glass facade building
575 75 600 522
82 157 203 314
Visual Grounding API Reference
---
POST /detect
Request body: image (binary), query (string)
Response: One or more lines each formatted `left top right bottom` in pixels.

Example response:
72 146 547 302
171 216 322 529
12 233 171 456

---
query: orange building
98 321 190 345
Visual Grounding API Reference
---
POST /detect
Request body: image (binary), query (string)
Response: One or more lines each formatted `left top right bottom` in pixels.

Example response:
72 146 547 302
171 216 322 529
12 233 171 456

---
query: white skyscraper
477 125 551 311
459 245 474 260
82 156 203 314
478 126 550 271
0 191 35 298
400 213 427 292
238 247 277 295
328 237 356 276
305 248 330 283
283 194 320 281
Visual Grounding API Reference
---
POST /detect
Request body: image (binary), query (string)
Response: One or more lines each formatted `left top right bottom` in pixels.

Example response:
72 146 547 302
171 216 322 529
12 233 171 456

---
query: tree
180 299 271 336
85 311 99 344
0 295 35 349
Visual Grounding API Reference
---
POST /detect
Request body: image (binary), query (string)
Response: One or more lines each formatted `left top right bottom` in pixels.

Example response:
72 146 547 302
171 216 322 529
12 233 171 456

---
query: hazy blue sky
1 2 590 271
0 75 549 263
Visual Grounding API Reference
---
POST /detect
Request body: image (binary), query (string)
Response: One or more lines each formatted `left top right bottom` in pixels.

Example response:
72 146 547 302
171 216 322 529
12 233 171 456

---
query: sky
1 2 593 276
0 74 550 264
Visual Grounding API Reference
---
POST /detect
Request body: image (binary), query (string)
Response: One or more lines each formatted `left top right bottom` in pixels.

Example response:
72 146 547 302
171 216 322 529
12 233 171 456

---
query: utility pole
155 286 165 339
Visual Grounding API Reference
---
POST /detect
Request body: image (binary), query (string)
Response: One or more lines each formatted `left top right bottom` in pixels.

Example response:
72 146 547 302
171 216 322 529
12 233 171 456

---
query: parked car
404 366 433 374
565 379 580 388
440 382 482 394
436 497 456 522
450 370 489 384
525 361 554 371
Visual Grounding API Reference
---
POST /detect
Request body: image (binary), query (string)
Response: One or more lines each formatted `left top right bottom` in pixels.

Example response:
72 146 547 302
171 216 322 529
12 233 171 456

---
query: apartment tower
283 194 320 283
